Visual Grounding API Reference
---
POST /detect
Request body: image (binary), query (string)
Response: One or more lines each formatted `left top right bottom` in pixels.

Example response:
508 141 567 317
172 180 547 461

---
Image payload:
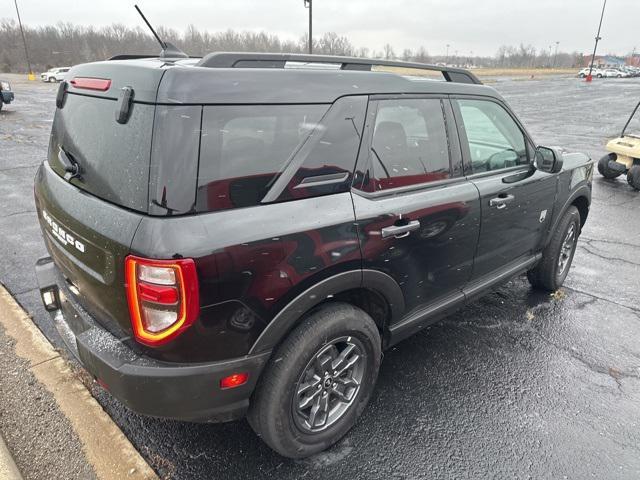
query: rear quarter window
196 104 328 212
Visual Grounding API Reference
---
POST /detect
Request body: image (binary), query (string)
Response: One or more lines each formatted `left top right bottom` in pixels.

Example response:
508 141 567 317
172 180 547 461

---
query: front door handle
489 194 515 210
381 220 421 239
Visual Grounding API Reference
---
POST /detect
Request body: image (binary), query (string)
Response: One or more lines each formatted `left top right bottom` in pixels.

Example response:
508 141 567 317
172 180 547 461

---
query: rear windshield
49 93 154 212
196 104 329 211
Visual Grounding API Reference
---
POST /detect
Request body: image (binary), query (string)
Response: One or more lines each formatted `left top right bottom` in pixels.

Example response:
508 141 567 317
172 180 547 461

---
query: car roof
105 53 497 105
155 65 500 104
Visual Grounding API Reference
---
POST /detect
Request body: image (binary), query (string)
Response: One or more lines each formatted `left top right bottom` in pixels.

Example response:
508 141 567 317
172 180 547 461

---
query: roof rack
196 52 482 85
108 54 157 60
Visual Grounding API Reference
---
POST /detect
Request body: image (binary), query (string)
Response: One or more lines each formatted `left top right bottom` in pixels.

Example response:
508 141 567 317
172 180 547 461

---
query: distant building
627 54 640 67
583 55 625 68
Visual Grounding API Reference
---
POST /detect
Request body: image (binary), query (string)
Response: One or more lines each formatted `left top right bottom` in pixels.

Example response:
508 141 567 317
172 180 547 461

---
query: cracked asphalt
1 73 640 479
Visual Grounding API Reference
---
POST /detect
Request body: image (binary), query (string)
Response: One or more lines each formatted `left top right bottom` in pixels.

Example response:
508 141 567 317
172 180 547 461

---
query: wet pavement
1 73 640 479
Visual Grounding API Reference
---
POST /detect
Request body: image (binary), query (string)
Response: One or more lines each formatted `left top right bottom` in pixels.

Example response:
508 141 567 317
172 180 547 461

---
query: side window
365 98 451 192
273 95 368 202
196 104 328 212
456 99 528 173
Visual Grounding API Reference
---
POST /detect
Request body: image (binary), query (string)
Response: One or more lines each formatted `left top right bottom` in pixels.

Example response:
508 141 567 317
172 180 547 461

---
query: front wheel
598 153 623 179
528 206 580 292
627 165 640 190
248 302 381 458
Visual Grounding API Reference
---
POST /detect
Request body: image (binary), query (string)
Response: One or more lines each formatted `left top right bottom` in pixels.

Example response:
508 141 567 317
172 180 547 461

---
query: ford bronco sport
34 52 593 458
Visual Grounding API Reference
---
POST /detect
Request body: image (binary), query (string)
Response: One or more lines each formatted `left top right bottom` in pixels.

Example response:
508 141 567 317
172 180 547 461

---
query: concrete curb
0 433 22 480
0 286 158 480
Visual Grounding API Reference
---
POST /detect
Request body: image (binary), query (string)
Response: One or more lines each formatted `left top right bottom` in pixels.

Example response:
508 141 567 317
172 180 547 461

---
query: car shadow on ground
87 278 559 478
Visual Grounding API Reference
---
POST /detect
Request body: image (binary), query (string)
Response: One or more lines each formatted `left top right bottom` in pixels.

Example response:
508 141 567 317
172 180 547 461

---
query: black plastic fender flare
248 269 404 354
545 184 591 248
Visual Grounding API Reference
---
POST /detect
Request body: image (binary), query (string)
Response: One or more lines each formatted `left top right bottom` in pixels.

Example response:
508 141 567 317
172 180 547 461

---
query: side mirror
535 146 564 174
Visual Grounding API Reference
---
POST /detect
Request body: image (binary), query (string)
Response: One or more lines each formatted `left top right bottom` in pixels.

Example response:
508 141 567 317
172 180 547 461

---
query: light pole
303 0 312 54
553 41 559 68
445 44 450 65
13 0 34 80
587 0 607 82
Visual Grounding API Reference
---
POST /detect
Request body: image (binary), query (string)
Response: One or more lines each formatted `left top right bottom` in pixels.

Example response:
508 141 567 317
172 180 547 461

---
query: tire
527 206 580 292
597 153 623 179
597 74 603 78
248 302 381 458
48 77 55 83
627 165 640 190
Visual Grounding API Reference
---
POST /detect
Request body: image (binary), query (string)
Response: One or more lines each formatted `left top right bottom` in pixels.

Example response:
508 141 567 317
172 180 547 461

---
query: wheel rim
557 223 576 276
293 336 365 434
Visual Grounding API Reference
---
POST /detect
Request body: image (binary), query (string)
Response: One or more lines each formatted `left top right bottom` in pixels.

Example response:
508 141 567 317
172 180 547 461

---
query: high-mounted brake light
125 256 199 346
69 77 112 91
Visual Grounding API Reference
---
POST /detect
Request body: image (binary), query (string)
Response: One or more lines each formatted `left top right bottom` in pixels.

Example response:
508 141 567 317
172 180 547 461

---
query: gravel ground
0 324 97 480
1 73 640 479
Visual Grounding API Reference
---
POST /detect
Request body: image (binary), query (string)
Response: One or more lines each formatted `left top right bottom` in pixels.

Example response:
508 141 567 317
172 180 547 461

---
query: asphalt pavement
1 73 640 479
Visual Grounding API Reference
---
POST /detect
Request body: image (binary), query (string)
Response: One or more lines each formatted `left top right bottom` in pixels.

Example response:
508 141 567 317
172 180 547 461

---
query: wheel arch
547 186 591 247
248 269 404 355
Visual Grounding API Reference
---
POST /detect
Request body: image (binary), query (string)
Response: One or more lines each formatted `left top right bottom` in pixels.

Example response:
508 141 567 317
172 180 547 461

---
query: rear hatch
35 59 165 336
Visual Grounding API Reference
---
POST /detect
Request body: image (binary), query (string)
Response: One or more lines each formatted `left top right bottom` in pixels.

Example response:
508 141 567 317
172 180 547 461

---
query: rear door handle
381 220 421 239
489 194 515 210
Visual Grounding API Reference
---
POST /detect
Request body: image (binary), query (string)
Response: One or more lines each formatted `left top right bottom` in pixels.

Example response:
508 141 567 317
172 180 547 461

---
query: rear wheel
248 302 381 458
598 154 623 179
528 206 580 292
627 165 640 190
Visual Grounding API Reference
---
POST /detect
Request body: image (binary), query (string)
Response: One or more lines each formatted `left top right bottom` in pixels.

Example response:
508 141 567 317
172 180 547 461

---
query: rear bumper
35 256 270 423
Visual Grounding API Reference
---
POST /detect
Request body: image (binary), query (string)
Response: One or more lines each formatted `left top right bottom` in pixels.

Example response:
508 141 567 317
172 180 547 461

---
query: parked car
578 67 606 78
0 80 14 111
40 67 70 82
603 68 626 78
34 52 593 458
577 67 592 78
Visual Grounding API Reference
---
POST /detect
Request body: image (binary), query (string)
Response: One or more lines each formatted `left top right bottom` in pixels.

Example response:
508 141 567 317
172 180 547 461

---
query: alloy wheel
293 336 365 433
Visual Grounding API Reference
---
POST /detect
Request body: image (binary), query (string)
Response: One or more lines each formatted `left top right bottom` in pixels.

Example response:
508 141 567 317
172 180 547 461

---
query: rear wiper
58 147 81 181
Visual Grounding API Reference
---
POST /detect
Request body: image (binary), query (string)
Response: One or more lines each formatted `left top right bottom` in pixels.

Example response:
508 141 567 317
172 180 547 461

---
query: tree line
0 19 584 73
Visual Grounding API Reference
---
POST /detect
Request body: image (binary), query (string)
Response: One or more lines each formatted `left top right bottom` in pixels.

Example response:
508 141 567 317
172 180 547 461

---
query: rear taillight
125 255 199 346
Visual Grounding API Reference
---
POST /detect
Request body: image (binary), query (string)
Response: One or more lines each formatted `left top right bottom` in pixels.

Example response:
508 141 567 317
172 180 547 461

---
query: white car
578 67 604 78
603 69 626 78
40 67 70 83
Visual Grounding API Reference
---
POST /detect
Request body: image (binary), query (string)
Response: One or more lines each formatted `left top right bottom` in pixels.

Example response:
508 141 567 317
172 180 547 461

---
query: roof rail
108 54 158 61
196 52 482 85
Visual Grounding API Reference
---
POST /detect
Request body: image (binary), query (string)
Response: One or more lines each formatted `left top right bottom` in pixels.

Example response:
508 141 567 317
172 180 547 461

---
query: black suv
34 52 593 458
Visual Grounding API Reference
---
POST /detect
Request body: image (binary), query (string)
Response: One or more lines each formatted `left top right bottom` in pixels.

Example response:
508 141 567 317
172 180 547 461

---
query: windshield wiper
58 147 81 181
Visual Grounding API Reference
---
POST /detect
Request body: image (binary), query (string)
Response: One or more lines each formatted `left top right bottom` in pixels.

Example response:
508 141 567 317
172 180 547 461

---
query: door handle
381 220 421 239
489 194 515 210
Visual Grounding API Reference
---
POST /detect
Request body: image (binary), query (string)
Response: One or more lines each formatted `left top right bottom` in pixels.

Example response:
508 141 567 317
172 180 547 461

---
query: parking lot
1 73 640 479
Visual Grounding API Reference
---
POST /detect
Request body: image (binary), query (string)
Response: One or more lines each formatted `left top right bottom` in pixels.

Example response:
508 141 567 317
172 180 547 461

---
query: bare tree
383 43 395 60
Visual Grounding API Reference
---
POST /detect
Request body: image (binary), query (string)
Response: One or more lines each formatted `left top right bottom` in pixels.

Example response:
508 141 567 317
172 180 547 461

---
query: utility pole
303 0 312 54
13 0 34 80
553 41 560 68
445 44 450 65
587 0 607 82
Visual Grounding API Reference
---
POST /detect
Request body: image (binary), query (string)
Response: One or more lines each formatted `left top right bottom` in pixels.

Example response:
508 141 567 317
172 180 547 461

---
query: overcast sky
10 0 638 57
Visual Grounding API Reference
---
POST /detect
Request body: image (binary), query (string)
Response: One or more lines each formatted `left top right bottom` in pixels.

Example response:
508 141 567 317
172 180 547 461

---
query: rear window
49 93 154 212
196 104 328 211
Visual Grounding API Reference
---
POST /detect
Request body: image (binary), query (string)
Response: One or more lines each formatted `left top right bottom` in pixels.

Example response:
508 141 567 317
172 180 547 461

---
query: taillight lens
125 255 199 346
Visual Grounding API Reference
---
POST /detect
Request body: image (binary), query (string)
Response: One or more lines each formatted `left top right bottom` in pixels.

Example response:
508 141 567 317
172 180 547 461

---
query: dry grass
373 65 576 78
473 67 576 77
